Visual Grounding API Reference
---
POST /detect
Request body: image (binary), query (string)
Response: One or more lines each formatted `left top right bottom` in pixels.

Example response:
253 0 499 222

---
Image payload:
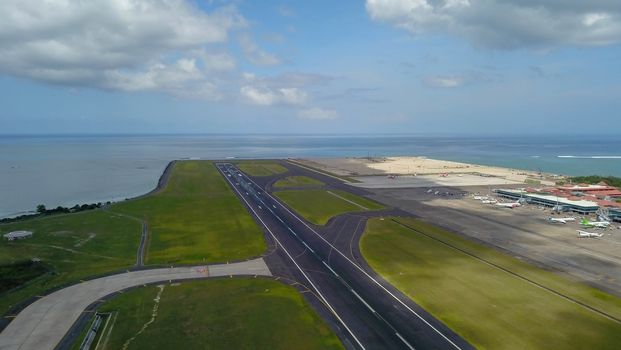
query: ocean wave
558 155 621 159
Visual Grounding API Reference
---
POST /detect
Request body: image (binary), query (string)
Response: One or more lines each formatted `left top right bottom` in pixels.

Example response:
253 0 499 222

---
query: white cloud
105 58 222 100
0 0 244 98
241 86 307 106
423 76 463 88
298 107 338 120
243 72 334 88
199 51 236 72
366 0 621 49
422 71 500 88
239 34 281 66
239 72 330 106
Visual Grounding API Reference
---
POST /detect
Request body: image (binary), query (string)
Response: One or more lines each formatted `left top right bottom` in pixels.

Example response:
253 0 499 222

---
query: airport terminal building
496 183 621 219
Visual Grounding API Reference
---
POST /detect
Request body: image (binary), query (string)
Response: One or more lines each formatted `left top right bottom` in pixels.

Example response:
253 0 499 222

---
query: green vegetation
0 260 49 294
0 210 141 314
571 175 621 188
236 161 288 177
1 201 106 224
273 176 325 188
360 217 621 350
111 161 265 265
86 278 343 350
1 160 266 314
274 189 384 225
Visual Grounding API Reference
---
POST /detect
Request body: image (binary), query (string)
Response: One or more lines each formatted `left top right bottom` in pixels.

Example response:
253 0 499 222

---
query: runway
217 162 472 350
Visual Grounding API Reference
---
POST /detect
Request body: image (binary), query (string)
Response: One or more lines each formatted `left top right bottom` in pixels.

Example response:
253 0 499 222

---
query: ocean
1 134 620 218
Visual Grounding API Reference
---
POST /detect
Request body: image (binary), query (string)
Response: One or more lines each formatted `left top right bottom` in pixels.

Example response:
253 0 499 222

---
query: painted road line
237 165 463 350
396 332 416 350
351 289 376 314
322 261 340 278
302 241 316 254
218 165 366 350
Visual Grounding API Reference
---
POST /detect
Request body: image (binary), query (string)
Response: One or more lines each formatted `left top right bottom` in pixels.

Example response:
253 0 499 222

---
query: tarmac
0 258 271 350
350 174 522 188
219 162 473 350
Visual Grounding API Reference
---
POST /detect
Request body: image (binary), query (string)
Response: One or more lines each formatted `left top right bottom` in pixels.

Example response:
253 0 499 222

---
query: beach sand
296 157 559 186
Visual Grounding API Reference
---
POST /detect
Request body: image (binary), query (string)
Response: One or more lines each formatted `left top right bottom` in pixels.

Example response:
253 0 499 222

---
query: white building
3 231 33 241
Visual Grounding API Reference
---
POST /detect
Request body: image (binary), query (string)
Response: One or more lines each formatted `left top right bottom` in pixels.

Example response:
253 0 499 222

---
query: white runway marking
327 190 369 210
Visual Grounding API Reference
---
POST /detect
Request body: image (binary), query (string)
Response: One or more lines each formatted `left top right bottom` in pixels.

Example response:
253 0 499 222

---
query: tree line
570 175 621 189
1 202 110 224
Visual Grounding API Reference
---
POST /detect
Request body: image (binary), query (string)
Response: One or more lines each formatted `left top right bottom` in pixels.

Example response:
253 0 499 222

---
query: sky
0 0 620 135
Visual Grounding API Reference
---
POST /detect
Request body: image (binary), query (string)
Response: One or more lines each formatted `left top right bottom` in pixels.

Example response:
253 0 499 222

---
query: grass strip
274 189 384 225
86 278 344 350
360 217 621 350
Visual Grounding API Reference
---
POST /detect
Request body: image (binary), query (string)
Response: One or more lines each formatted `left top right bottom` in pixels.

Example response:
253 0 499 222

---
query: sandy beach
296 157 560 186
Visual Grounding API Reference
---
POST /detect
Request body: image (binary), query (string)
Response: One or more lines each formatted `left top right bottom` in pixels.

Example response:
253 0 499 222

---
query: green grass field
0 210 141 314
273 176 325 188
1 160 266 314
360 217 621 350
274 189 384 225
85 278 343 350
236 161 288 177
111 161 265 265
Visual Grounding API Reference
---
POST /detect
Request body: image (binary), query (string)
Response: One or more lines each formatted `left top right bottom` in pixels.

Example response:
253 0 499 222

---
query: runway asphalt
217 162 472 350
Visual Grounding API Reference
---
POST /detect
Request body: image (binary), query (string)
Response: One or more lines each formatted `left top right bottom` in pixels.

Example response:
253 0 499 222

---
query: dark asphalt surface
217 161 473 350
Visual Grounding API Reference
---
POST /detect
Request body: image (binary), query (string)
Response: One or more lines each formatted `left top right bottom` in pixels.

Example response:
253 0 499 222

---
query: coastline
2 154 617 220
2 134 620 218
129 160 176 200
0 160 177 330
0 161 176 221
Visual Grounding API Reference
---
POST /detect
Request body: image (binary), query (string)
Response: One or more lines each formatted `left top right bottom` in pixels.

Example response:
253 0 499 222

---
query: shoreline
0 161 176 221
2 155 616 220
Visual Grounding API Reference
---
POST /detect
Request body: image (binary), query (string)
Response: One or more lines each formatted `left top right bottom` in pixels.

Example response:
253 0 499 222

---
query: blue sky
0 0 620 134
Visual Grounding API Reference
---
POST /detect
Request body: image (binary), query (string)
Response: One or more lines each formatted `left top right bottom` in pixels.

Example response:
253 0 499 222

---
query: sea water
1 134 620 218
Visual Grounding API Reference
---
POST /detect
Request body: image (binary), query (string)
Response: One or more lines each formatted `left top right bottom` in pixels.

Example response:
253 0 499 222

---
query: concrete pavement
0 258 271 350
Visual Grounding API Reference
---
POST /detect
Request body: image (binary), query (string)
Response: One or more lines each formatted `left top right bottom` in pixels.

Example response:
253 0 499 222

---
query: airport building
495 189 600 214
3 230 33 241
610 209 621 222
495 182 621 217
554 184 621 200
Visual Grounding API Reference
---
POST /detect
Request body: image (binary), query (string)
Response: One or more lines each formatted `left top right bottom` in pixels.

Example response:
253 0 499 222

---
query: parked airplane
548 217 576 224
577 230 604 238
580 218 611 228
496 202 521 208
